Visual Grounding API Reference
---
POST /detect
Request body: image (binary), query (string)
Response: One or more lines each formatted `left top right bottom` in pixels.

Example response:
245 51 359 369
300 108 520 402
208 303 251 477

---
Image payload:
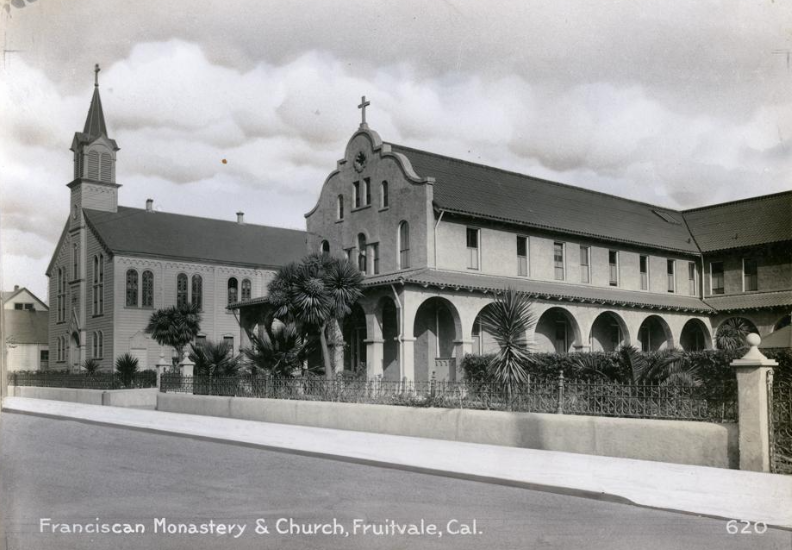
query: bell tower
68 63 121 226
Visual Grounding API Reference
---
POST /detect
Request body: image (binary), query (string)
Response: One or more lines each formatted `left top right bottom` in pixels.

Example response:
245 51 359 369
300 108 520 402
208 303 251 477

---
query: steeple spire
83 63 108 138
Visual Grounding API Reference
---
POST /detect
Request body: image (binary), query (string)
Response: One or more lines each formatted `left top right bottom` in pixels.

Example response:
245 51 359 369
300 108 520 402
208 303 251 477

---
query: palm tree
478 288 537 400
267 254 363 379
242 320 311 377
716 318 752 351
189 340 240 377
617 345 698 386
144 303 202 364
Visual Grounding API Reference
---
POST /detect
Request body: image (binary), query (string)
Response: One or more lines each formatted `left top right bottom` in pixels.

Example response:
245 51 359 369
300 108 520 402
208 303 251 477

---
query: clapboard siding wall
83 224 115 370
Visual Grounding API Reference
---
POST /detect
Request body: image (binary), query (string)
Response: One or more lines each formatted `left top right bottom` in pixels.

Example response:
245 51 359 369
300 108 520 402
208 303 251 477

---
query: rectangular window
195 335 207 346
517 236 528 277
608 250 618 286
744 258 758 292
353 181 361 208
466 228 480 270
580 246 590 283
554 242 565 280
381 181 388 208
640 255 648 290
364 177 371 206
711 262 724 295
14 303 22 310
667 259 676 293
40 350 49 366
372 243 380 275
688 262 697 295
223 336 234 353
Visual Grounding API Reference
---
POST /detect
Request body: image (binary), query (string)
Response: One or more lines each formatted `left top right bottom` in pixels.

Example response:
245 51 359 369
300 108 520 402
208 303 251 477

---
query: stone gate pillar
731 333 776 472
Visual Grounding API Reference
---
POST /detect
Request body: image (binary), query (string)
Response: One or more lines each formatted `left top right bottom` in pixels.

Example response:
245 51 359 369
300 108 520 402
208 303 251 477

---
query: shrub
82 358 101 375
115 353 140 386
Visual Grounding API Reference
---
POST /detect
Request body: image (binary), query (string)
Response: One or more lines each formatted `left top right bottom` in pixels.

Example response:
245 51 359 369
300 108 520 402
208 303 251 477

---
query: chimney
146 198 154 212
14 285 19 291
237 211 244 225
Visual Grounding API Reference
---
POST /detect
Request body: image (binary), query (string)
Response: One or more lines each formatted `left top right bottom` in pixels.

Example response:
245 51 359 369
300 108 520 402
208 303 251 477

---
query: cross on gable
94 63 101 87
358 95 370 127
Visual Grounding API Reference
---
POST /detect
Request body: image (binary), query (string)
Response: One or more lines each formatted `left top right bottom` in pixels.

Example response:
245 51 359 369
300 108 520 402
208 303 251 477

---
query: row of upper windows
319 221 411 275
337 179 389 219
708 259 760 295
124 270 253 308
463 229 699 295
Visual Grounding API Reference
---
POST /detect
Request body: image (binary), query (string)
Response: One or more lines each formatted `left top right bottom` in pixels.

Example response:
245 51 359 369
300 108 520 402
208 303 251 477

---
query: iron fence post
556 371 564 414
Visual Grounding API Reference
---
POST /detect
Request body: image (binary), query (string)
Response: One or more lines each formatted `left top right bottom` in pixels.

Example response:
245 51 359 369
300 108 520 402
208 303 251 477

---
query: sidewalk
3 396 792 528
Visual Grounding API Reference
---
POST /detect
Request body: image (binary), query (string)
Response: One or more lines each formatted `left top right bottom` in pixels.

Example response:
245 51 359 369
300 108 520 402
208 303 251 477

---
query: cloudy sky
1 0 790 301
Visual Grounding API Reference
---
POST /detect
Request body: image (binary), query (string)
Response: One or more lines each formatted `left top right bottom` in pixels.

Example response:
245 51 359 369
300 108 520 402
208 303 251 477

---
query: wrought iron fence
160 372 738 423
770 374 792 475
8 371 157 390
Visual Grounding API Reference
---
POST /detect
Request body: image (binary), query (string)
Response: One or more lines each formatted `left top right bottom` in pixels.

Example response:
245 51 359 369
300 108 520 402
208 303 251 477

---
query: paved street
0 412 789 550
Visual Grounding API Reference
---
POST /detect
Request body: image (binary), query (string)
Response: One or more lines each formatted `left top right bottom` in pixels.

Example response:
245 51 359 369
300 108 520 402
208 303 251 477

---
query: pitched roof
4 310 48 344
682 191 792 252
703 290 792 312
83 87 108 138
1 287 48 310
363 268 714 313
84 207 307 269
390 144 700 254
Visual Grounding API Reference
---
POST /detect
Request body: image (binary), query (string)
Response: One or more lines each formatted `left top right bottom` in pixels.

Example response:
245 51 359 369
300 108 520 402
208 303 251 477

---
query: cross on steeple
94 63 101 87
358 95 370 128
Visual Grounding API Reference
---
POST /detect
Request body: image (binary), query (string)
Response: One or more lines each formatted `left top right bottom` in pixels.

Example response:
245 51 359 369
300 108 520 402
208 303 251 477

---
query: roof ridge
388 143 686 213
682 189 792 213
89 206 306 234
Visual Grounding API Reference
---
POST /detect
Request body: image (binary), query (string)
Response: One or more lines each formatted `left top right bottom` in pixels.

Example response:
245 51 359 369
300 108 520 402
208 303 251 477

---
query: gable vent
652 209 681 225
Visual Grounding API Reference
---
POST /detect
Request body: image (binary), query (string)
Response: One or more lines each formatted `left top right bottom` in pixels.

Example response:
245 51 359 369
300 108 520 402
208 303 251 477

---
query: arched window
191 274 202 309
228 277 238 305
126 269 138 307
98 331 103 358
100 153 112 182
92 331 104 359
92 255 104 315
57 268 65 322
92 331 98 358
87 151 100 179
241 279 251 302
320 240 330 255
142 270 154 307
381 181 389 208
337 195 344 220
357 233 367 274
176 273 188 308
398 221 410 269
72 243 79 279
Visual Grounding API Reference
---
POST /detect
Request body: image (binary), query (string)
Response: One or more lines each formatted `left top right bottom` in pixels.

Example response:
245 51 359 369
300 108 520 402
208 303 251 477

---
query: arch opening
589 311 629 352
534 307 580 353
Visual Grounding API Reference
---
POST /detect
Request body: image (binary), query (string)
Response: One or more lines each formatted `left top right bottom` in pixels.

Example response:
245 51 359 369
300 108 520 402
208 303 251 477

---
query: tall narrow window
353 181 361 208
72 244 79 280
92 332 97 358
357 234 367 274
227 277 238 305
667 260 676 293
241 279 251 302
176 273 188 308
98 331 103 359
87 151 100 179
398 221 410 269
554 242 565 280
100 153 112 182
688 262 697 296
223 336 235 353
466 228 480 270
364 177 371 206
320 240 330 255
372 243 380 275
743 259 758 291
57 268 65 322
608 250 618 286
92 256 101 315
337 195 344 220
191 274 202 309
580 246 590 283
126 269 138 307
381 181 389 208
517 236 528 277
640 255 649 290
711 262 725 295
142 270 154 307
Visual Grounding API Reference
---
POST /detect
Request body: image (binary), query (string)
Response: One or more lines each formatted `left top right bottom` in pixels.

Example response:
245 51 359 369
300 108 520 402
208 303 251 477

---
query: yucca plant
82 358 101 375
479 288 537 402
145 303 202 364
115 353 140 387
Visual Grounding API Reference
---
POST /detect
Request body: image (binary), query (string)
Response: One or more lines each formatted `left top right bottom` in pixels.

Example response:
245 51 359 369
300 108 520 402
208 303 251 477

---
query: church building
46 68 306 371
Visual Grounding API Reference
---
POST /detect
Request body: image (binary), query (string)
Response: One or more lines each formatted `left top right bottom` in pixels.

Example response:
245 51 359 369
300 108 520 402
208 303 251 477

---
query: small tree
145 303 202 364
82 358 101 375
115 353 140 387
479 288 537 401
189 340 240 378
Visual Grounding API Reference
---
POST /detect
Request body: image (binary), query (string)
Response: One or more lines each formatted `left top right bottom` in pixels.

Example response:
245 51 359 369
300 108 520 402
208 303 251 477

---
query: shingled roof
390 144 700 254
703 290 792 312
682 191 792 252
84 207 307 268
363 268 714 313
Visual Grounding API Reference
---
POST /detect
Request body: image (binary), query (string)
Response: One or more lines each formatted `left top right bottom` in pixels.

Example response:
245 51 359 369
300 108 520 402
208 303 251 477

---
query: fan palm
144 303 202 364
715 318 752 351
189 340 240 377
618 345 699 386
242 320 310 377
478 288 537 399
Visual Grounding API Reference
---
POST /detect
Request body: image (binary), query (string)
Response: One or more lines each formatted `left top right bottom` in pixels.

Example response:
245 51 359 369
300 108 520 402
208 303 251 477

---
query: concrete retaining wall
157 393 739 468
9 386 158 409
